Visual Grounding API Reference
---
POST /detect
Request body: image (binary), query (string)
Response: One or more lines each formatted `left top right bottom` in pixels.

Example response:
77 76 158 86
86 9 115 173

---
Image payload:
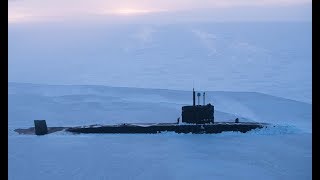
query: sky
8 0 312 24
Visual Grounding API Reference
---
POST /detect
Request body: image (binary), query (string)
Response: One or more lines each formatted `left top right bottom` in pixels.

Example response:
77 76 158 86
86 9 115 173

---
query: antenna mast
203 92 206 105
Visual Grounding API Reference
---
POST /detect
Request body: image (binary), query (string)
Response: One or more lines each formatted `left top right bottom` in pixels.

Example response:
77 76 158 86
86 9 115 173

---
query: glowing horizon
8 0 311 23
99 8 167 16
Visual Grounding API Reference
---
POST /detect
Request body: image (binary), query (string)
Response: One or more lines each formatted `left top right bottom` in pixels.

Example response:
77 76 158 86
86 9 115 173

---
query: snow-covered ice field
9 22 311 103
9 132 311 180
9 22 311 180
8 83 311 180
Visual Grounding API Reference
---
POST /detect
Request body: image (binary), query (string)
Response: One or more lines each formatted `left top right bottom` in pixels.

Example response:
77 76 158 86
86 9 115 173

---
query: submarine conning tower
181 88 214 124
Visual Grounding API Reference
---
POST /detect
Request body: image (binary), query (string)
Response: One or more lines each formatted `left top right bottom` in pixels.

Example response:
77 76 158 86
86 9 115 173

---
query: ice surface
9 132 311 180
8 22 311 103
8 21 311 180
8 83 311 132
8 83 311 180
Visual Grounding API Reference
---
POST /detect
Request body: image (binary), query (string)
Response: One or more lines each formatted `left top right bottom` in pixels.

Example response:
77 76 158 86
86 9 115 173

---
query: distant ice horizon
8 81 311 105
9 22 311 103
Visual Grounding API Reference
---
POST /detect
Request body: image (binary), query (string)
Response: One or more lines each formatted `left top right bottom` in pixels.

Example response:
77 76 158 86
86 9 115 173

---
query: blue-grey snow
9 22 311 180
9 83 311 180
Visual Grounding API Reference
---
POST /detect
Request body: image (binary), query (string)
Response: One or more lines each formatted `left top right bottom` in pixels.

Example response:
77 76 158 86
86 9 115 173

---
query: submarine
15 88 268 135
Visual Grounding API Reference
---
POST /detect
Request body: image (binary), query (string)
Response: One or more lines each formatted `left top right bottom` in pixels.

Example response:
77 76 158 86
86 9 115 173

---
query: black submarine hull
14 122 268 135
66 122 268 134
15 88 269 135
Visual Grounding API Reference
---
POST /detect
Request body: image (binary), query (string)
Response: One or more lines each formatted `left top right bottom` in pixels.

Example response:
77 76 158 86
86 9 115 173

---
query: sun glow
113 8 153 15
8 0 311 23
98 7 167 16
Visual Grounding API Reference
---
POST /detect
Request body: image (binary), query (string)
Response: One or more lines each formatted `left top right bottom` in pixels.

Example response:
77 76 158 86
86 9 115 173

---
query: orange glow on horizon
99 8 166 16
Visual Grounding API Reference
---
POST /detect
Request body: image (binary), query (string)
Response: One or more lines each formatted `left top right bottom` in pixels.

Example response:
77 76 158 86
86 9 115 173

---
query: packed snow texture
9 133 311 180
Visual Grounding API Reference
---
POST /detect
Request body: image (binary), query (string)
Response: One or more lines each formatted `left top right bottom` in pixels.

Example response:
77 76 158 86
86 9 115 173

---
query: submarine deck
14 122 269 135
